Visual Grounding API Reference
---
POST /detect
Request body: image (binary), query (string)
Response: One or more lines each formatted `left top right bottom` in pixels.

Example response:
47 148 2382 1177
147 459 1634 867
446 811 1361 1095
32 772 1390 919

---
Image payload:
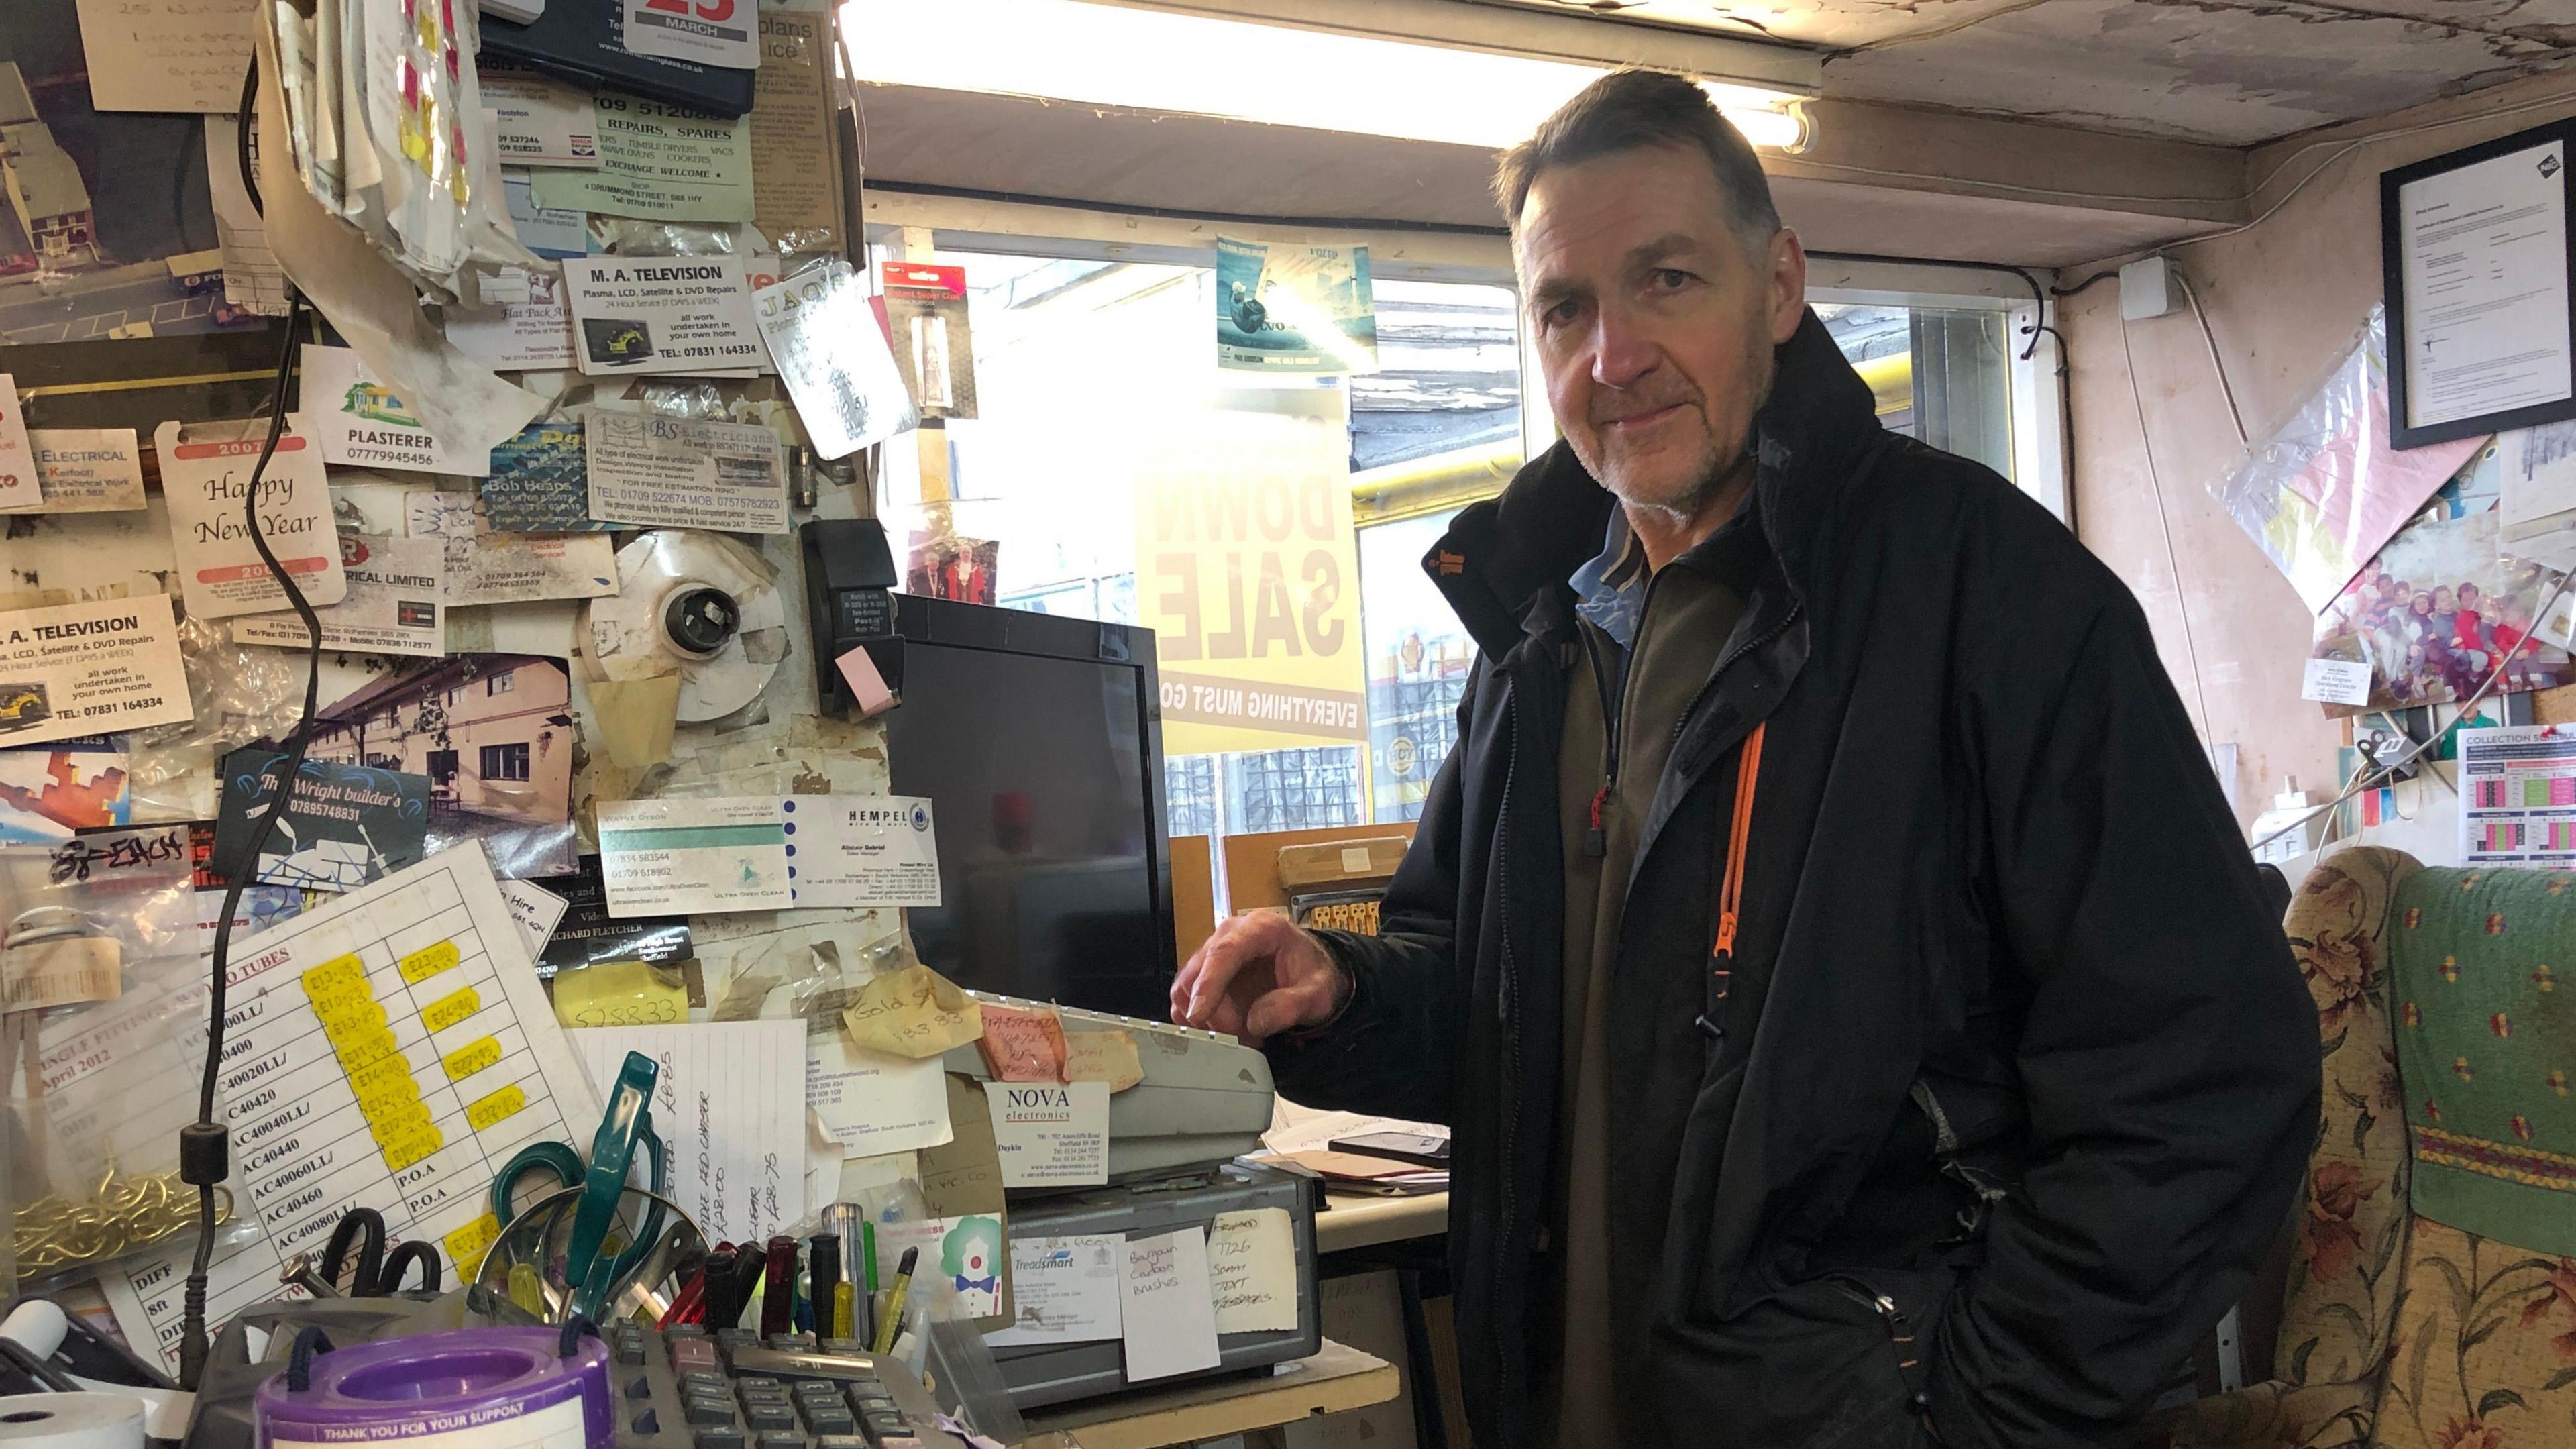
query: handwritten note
1122 1230 1222 1382
842 964 982 1059
76 0 256 113
1064 1030 1144 1093
498 878 568 960
551 959 687 1028
976 1003 1069 1083
570 1020 808 1246
1207 1208 1299 1334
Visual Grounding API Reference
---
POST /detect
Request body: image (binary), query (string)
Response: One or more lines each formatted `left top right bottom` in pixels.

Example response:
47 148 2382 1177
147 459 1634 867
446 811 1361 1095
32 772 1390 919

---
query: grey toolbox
985 1159 1322 1409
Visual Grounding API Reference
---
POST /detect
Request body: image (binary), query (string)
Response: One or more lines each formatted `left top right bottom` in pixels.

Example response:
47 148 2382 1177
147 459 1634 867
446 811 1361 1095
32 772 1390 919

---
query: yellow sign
1135 387 1366 755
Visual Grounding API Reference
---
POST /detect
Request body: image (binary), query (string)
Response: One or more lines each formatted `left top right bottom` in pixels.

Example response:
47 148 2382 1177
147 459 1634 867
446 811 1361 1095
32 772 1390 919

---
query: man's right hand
1171 912 1349 1045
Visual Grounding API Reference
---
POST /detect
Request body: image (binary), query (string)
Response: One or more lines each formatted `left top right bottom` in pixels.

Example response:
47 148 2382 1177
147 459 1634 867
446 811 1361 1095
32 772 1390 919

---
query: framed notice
2383 118 2576 449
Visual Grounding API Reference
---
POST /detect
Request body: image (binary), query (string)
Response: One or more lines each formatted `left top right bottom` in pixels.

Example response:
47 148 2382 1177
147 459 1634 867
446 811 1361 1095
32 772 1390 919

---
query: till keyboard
607 1324 953 1449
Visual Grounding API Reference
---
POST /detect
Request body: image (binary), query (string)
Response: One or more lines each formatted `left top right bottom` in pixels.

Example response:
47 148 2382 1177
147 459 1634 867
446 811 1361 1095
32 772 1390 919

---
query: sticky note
400 941 461 983
976 1003 1069 1083
552 959 688 1028
1063 1030 1143 1093
1122 1230 1222 1381
1207 1208 1299 1334
841 964 983 1059
834 644 896 718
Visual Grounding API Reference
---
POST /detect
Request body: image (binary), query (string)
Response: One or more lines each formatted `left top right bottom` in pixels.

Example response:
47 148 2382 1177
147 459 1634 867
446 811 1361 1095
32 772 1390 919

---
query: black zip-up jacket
1267 310 2318 1449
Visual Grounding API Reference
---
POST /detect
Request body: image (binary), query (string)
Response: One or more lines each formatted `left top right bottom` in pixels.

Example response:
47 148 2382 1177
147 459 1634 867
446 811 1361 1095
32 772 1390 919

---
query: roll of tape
0 1391 146 1449
255 1329 610 1449
0 1301 69 1360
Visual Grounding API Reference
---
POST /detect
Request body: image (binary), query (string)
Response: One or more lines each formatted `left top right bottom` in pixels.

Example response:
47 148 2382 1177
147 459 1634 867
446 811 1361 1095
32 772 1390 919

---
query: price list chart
100 848 604 1371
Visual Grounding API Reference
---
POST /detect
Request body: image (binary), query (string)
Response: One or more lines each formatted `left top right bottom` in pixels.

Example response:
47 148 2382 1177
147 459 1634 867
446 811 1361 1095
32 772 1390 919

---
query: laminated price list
100 850 605 1373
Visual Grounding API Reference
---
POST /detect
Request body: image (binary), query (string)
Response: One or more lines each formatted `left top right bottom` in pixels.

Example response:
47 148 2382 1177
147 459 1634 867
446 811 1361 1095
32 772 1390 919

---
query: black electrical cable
179 52 323 1392
2050 269 2118 300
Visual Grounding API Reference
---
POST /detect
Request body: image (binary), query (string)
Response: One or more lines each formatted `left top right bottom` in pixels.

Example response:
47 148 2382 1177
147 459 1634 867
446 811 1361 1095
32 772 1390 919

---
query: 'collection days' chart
99 847 604 1371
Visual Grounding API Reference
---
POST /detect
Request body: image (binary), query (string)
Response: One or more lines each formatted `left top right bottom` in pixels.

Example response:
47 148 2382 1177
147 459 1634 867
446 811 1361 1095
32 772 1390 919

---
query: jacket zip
1578 568 1664 859
1491 681 1524 1430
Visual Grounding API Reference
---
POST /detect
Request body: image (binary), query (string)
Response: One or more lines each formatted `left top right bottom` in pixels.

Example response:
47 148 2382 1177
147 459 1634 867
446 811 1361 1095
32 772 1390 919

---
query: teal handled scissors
488 1051 671 1315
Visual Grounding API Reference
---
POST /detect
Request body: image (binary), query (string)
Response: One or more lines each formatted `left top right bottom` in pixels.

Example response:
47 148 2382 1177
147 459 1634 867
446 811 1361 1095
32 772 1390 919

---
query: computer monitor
881 596 1177 1020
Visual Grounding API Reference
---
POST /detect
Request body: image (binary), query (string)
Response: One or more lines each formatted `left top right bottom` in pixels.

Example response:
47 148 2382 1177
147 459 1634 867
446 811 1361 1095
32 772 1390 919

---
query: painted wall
2063 73 2576 830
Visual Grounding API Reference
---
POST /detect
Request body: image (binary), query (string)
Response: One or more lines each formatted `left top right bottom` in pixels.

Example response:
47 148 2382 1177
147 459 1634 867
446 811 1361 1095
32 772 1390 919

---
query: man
1173 70 2318 1449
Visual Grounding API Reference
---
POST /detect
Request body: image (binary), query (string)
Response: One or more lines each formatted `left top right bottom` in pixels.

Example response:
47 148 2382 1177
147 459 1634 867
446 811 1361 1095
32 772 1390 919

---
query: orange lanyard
1711 722 1766 962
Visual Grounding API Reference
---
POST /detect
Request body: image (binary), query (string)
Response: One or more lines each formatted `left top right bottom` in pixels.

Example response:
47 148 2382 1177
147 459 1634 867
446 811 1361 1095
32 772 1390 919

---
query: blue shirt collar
1570 508 1649 648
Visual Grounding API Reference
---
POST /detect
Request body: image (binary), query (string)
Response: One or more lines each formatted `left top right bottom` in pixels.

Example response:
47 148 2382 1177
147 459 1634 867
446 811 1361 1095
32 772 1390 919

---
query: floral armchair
2164 847 2576 1449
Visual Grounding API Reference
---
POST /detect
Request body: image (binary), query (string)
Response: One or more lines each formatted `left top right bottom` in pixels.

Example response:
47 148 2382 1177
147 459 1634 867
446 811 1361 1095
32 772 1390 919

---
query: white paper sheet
572 1020 811 1246
1207 1208 1299 1334
983 1234 1123 1346
203 116 290 317
806 1026 955 1157
1122 1230 1223 1381
2398 139 2575 431
77 0 256 113
2459 723 2576 868
96 845 608 1373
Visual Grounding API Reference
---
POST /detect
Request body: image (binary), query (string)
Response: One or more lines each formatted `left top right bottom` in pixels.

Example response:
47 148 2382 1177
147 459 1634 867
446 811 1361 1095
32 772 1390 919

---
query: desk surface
1015 1340 1397 1449
1316 1189 1448 1254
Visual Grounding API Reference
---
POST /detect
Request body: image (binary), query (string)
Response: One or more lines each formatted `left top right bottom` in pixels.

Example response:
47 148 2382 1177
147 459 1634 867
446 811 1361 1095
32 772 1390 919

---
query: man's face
1516 143 1805 519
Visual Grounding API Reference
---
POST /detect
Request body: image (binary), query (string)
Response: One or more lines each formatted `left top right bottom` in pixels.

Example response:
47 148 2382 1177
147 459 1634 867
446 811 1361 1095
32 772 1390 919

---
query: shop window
480 743 531 782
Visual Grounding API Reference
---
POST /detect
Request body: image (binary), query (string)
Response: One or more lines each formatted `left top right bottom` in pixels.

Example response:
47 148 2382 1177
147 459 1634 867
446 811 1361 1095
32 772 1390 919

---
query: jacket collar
1422 307 1884 659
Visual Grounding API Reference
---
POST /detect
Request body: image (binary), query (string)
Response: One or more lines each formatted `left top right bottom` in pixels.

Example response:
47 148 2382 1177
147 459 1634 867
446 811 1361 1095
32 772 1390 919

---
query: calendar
99 845 604 1371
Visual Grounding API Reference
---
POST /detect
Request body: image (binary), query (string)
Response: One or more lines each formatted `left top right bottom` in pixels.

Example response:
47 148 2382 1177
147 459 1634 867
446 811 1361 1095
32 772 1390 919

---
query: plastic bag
1 828 250 1277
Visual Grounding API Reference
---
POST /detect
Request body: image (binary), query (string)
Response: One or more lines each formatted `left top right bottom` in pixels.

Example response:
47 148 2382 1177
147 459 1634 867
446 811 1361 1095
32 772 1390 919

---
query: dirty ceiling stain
1474 0 2576 144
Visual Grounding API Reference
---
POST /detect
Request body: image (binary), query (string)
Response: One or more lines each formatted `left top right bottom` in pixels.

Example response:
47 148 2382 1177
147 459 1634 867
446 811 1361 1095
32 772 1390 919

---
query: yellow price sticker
381 1126 444 1173
445 1212 501 1281
421 985 482 1034
332 1028 401 1073
398 941 460 984
319 998 389 1036
443 1037 503 1081
467 1084 528 1132
301 955 367 995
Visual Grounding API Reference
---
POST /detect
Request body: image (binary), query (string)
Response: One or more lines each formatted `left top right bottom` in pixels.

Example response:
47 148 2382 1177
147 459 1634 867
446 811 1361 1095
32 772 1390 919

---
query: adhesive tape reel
0 1393 144 1449
585 530 786 723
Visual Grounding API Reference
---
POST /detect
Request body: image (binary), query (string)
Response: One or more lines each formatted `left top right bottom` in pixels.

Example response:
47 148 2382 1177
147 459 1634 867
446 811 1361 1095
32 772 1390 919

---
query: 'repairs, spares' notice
561 256 764 376
0 595 193 747
584 411 788 533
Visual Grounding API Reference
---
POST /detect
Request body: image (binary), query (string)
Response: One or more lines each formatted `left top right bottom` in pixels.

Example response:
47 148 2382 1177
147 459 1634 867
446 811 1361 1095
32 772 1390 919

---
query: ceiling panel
1470 0 2576 145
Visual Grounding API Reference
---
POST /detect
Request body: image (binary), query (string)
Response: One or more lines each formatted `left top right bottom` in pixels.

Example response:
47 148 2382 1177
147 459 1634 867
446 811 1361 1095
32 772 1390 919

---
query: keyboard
606 1324 952 1449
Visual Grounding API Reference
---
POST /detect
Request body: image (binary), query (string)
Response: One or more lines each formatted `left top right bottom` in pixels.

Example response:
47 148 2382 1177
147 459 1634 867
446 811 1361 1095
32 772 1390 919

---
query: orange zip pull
1711 722 1766 963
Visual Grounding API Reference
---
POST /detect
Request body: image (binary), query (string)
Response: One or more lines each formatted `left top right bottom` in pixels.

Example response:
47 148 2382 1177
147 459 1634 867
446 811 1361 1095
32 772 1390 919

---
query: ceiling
1478 0 2576 146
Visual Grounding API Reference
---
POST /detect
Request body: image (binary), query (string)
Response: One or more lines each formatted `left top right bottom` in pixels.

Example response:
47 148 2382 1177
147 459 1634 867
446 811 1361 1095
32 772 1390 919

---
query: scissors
319 1207 441 1296
488 1051 669 1313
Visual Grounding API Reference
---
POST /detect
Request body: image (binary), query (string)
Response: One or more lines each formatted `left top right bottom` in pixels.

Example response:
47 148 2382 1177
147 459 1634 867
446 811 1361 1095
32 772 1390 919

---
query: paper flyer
1215 237 1379 376
300 346 494 476
402 491 619 607
584 411 788 533
480 65 600 166
561 256 765 376
596 796 792 916
231 531 447 658
0 375 38 513
30 428 146 512
0 596 193 747
156 420 348 618
483 421 607 532
448 268 580 371
781 794 941 907
756 260 918 459
528 93 755 224
2459 724 2576 868
621 0 759 70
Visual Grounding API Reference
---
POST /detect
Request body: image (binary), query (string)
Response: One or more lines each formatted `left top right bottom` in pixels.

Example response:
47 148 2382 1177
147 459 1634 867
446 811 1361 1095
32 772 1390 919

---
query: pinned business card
561 256 764 376
301 345 494 476
0 374 36 513
447 268 580 370
584 411 788 534
985 1080 1109 1188
154 419 347 619
596 796 792 916
0 595 192 747
30 428 145 512
231 531 447 658
782 794 940 908
481 65 600 166
2302 657 2373 706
